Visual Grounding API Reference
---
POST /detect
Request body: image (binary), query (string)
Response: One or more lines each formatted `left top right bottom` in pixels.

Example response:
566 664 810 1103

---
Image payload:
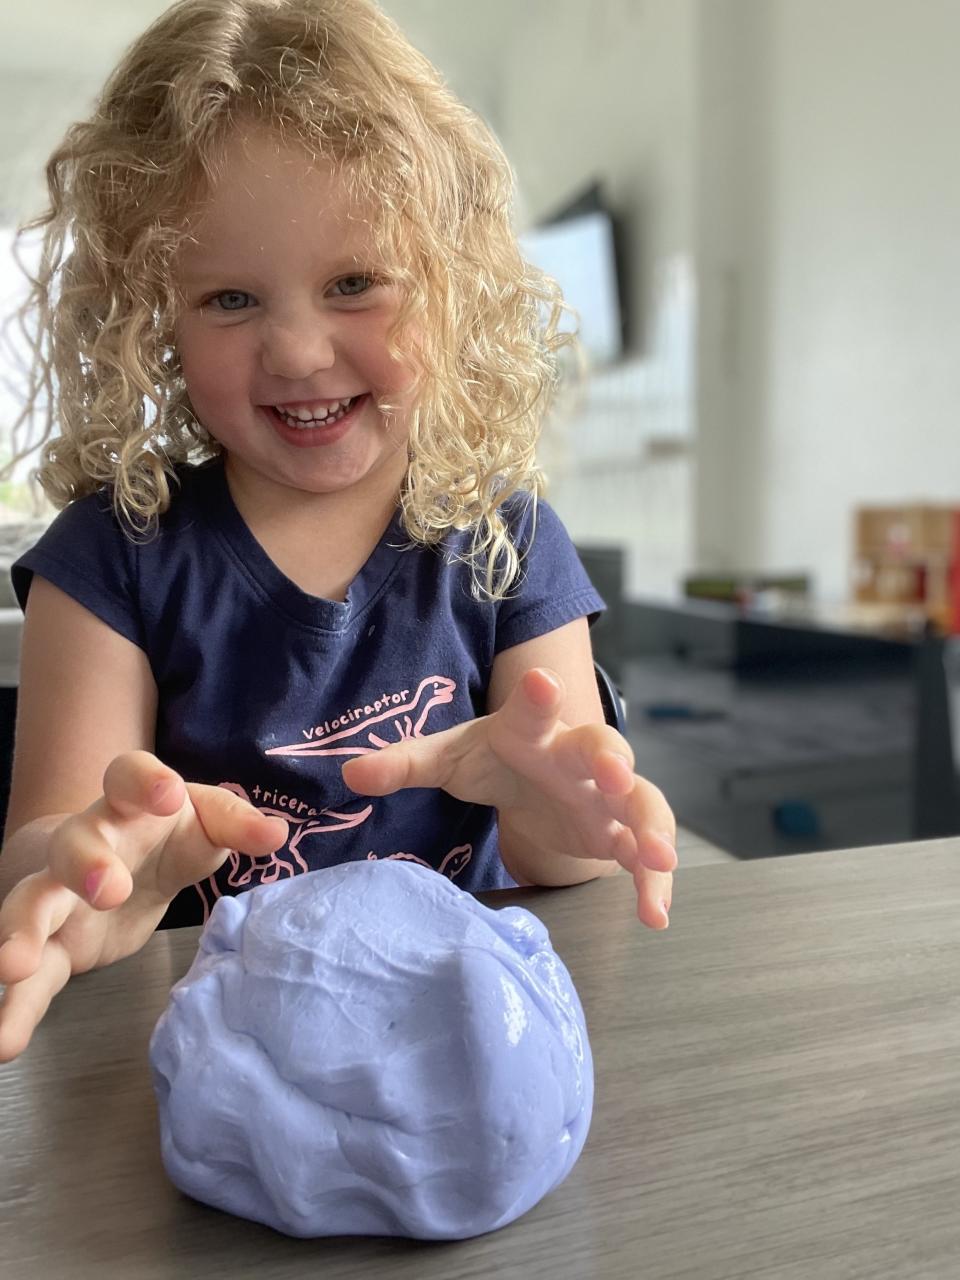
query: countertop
2 839 960 1279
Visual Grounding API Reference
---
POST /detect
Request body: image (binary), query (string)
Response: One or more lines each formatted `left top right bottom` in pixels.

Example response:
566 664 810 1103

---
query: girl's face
175 129 414 511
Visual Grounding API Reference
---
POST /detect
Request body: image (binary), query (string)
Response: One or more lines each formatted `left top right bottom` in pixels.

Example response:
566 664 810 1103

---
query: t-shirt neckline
196 458 409 632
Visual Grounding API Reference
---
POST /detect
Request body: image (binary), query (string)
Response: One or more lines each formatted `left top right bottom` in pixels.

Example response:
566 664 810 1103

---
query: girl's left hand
341 667 677 929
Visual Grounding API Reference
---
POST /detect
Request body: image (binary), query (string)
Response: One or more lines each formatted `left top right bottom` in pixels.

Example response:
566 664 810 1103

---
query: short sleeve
11 493 146 651
494 499 605 654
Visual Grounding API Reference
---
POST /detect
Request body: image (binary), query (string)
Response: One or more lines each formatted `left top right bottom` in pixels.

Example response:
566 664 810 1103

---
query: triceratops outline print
192 784 375 921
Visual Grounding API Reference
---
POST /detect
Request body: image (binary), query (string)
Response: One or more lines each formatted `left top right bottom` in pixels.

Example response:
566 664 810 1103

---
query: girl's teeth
275 397 356 428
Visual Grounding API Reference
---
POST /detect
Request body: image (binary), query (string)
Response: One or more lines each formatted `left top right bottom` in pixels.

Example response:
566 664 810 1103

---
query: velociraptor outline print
265 675 456 757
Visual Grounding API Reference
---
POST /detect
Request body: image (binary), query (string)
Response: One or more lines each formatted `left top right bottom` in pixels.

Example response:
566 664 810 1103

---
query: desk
2 842 960 1279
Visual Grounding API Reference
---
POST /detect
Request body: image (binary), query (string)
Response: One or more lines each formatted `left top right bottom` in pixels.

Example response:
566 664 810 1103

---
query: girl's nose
261 316 335 380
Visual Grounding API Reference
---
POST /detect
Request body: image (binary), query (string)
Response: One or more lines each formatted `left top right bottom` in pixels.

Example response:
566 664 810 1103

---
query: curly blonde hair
11 0 572 598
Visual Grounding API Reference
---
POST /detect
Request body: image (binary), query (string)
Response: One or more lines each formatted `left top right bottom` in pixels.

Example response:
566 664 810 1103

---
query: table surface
3 839 960 1280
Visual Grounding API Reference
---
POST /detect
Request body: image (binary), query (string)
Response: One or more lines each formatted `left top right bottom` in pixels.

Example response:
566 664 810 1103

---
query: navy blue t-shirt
12 460 603 925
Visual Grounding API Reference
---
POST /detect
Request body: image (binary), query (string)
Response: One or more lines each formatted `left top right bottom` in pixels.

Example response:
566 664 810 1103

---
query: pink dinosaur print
266 675 456 758
366 844 473 880
192 783 373 921
191 674 465 919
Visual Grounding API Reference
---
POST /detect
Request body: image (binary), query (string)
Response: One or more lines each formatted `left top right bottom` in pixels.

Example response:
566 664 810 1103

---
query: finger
601 776 677 873
551 723 637 788
593 748 639 796
341 743 440 796
0 937 72 1063
577 794 676 875
341 732 464 797
634 867 673 931
42 755 189 910
0 875 78 984
496 668 566 747
46 814 136 912
102 751 187 820
186 784 289 855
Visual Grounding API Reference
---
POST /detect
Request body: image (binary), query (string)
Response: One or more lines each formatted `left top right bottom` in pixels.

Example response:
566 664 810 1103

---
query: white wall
694 0 770 585
697 0 960 602
481 0 700 599
0 2 171 222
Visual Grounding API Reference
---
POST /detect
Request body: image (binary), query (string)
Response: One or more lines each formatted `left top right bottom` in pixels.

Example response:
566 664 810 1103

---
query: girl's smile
264 392 371 448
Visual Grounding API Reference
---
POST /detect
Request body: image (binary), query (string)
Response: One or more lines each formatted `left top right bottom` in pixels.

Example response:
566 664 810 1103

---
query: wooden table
3 840 960 1279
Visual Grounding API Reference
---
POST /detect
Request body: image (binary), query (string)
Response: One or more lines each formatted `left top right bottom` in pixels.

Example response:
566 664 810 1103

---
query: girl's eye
333 275 373 297
210 290 255 311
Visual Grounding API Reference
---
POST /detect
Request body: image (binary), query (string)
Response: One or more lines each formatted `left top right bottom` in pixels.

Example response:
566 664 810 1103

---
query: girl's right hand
0 750 288 1063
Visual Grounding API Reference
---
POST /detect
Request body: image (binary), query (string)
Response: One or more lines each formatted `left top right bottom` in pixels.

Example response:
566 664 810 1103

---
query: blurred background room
2 0 959 861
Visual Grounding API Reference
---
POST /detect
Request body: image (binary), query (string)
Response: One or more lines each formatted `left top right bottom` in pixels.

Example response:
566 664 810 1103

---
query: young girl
0 0 676 1063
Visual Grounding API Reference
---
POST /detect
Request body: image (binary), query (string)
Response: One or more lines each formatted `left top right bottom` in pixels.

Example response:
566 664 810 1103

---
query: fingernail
660 900 670 926
85 869 106 904
532 668 560 695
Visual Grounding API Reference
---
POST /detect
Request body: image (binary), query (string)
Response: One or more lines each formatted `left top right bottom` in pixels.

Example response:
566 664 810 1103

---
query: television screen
518 183 626 367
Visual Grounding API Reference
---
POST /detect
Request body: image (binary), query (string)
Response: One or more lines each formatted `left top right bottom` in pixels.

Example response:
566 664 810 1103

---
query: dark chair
912 630 960 838
595 661 627 736
0 686 15 836
573 542 628 734
575 544 626 682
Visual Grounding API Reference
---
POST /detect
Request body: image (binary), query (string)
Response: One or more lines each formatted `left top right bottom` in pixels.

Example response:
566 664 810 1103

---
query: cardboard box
854 504 960 632
856 506 959 558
